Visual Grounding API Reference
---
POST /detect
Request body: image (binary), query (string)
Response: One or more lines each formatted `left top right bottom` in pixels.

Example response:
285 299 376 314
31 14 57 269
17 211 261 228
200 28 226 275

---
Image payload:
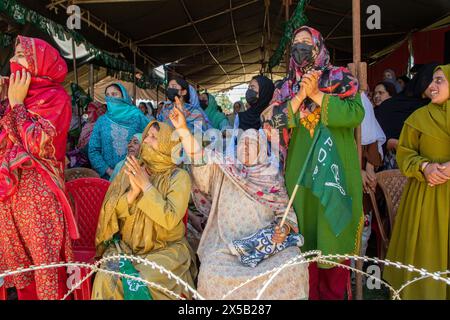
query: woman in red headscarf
0 36 78 300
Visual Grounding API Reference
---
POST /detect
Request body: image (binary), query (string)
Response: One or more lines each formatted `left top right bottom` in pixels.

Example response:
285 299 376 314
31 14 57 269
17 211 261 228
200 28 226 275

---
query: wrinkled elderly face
143 125 159 151
237 136 260 166
10 43 29 70
127 137 141 157
428 69 449 105
373 84 391 107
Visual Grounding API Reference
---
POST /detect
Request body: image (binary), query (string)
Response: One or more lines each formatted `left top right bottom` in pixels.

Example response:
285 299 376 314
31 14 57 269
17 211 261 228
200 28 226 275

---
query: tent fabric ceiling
63 65 159 101
4 0 450 92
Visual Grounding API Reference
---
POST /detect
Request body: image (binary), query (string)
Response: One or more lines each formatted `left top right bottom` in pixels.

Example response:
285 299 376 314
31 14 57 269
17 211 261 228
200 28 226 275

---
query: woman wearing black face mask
157 77 210 133
236 75 274 130
261 26 364 300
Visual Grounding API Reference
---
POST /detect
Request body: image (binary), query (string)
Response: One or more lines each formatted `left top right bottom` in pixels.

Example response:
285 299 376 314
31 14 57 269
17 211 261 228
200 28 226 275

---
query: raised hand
169 97 188 130
8 69 31 106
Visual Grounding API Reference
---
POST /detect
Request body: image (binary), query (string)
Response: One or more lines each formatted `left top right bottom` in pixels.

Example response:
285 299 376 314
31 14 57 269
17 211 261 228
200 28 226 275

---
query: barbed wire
1 250 449 300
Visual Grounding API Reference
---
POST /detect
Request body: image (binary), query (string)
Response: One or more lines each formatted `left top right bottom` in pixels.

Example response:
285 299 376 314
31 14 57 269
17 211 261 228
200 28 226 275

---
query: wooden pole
156 85 159 104
71 39 78 85
352 0 364 301
284 0 291 73
89 63 94 99
133 50 137 104
71 38 81 130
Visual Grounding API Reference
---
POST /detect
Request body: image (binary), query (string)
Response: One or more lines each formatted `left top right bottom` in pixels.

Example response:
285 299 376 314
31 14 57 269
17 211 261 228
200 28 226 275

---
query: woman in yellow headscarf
92 120 197 300
383 65 450 300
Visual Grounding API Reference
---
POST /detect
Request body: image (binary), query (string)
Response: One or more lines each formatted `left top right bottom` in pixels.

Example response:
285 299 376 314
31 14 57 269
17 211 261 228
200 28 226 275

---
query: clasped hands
423 162 450 187
124 155 151 203
291 70 323 118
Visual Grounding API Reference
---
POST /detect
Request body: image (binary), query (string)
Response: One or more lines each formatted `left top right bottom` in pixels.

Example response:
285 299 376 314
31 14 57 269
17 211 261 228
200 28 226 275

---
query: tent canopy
1 0 449 92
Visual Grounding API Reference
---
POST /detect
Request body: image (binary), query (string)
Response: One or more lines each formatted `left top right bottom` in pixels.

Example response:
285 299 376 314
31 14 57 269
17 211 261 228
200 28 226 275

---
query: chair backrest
375 169 408 233
66 178 110 252
65 168 100 182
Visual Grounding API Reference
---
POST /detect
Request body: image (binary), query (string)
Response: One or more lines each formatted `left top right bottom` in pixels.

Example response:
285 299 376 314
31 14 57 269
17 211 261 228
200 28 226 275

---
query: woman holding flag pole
262 26 365 300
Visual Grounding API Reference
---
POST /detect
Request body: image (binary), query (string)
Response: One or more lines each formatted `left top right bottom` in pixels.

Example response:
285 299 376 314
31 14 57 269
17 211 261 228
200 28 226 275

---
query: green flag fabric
297 124 353 236
119 258 153 300
108 235 153 300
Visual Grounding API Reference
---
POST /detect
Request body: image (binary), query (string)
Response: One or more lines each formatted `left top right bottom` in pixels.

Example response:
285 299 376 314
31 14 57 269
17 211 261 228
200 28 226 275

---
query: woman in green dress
383 64 450 300
261 26 364 300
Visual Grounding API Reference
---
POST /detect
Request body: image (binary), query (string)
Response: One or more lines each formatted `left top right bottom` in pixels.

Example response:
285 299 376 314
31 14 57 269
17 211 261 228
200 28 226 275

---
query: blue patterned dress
88 114 149 179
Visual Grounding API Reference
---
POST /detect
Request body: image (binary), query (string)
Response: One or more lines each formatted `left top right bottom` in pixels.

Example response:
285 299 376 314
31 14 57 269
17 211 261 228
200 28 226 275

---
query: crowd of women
0 25 448 300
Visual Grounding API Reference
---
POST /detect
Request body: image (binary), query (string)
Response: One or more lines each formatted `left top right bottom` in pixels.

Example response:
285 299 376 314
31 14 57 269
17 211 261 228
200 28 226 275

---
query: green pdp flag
297 124 353 236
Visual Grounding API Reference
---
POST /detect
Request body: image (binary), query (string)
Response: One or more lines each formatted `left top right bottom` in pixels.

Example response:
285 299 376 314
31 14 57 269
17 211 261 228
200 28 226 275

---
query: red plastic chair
66 178 110 300
0 286 6 300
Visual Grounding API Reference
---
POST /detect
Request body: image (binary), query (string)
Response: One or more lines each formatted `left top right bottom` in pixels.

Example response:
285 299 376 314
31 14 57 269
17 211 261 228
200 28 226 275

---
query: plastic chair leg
0 286 7 300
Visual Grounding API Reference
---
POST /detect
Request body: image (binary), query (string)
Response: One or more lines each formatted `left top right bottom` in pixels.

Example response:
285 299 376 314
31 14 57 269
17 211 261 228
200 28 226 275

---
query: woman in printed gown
383 65 450 300
92 120 197 300
261 26 364 300
169 98 309 300
88 83 149 179
0 36 78 300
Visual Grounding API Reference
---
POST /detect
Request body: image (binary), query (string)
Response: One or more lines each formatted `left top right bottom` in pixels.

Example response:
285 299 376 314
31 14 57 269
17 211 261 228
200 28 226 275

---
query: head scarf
375 62 439 141
274 26 358 105
438 65 450 129
196 129 296 221
238 75 275 130
132 132 143 143
96 120 181 253
0 35 78 238
404 64 450 142
204 93 229 130
261 26 358 163
105 83 143 126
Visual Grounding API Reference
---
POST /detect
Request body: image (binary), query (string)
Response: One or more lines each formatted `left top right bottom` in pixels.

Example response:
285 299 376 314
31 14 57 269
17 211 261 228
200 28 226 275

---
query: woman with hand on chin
0 36 77 300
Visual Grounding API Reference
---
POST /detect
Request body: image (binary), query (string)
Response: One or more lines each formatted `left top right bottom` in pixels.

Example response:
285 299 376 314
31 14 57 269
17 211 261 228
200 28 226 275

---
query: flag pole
279 126 321 228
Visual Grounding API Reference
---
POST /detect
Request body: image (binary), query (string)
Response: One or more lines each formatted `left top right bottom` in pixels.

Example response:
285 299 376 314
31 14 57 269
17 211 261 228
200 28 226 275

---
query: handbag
229 221 304 268
229 184 304 268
